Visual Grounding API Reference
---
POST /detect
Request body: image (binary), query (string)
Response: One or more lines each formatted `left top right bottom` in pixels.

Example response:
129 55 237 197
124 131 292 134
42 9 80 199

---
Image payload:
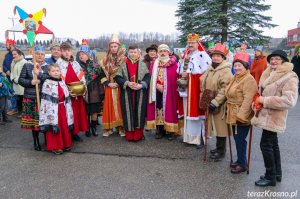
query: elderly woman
18 45 49 151
200 43 233 161
225 52 258 173
78 45 103 137
252 50 298 187
10 49 27 118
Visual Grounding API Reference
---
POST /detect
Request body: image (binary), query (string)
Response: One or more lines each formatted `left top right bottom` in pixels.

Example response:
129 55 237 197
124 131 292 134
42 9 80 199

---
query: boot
32 131 41 151
85 130 92 137
155 125 165 139
91 120 98 136
255 178 276 187
210 137 226 161
72 134 83 142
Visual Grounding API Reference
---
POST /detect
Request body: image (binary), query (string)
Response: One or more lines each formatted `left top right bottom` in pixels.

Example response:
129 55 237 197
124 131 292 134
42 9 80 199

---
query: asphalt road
0 99 300 199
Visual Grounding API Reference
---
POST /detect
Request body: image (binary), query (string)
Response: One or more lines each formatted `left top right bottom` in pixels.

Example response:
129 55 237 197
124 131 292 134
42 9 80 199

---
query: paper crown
208 42 215 48
6 39 15 46
158 44 170 52
109 34 120 45
255 46 263 51
187 33 200 41
234 52 250 63
82 39 88 45
34 45 44 52
241 43 247 49
79 45 91 56
212 43 228 57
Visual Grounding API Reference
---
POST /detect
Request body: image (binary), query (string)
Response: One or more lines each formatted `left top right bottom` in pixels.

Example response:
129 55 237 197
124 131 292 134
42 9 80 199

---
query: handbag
199 73 220 114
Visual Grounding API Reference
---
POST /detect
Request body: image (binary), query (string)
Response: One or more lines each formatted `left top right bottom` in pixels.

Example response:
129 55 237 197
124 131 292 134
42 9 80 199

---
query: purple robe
146 56 179 133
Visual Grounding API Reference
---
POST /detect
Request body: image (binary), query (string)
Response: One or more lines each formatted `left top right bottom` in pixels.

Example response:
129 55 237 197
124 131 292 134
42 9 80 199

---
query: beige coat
200 60 233 137
10 57 27 95
251 62 299 133
225 70 258 125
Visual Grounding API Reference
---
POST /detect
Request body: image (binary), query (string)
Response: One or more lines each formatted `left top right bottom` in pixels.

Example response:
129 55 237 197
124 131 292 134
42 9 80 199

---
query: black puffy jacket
18 62 49 100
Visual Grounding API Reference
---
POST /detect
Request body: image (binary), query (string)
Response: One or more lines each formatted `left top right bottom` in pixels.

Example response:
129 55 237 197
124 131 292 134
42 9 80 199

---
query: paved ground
0 99 300 199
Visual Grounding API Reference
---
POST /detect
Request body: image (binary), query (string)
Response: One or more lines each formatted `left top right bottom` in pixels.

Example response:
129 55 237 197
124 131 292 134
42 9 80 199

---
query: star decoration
13 6 53 46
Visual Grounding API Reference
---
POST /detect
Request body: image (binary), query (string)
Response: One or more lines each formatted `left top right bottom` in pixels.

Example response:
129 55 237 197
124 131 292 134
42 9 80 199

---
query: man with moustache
45 42 61 65
177 33 212 148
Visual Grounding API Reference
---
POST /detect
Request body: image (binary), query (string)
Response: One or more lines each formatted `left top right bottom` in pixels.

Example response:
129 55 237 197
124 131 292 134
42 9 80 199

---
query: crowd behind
0 34 299 187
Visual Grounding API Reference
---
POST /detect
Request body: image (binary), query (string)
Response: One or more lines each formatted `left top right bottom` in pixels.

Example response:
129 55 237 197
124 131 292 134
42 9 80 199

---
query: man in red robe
56 42 89 142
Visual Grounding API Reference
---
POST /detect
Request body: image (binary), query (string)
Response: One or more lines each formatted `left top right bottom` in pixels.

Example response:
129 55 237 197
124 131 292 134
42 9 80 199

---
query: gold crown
187 33 200 41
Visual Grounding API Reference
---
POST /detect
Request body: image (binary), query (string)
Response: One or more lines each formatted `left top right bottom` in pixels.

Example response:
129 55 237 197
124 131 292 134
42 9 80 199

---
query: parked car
24 54 51 61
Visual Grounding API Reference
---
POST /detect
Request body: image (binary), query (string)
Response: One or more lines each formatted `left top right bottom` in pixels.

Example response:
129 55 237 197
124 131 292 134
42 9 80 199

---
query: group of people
0 33 299 188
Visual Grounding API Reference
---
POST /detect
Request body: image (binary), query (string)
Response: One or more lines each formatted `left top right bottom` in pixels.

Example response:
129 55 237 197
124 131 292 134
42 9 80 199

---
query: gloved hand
208 103 217 112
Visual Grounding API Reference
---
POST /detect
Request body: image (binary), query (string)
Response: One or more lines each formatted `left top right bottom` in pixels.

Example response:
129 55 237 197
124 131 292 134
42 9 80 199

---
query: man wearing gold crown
177 33 211 148
56 42 89 142
99 34 125 137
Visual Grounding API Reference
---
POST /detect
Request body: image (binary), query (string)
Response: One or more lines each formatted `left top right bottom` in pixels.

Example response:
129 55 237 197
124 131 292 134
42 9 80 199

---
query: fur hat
60 42 72 50
158 44 170 52
267 50 289 63
146 44 158 53
50 42 60 50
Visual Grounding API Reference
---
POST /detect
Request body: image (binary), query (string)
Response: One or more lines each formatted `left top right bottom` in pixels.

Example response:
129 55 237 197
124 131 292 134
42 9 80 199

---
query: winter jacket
200 60 233 137
10 57 27 95
225 70 258 125
251 62 299 133
18 62 49 100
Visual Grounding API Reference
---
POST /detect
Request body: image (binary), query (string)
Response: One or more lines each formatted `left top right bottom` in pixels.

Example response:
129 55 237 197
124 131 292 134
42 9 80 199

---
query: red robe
125 59 144 141
64 63 89 134
250 56 267 84
46 84 72 150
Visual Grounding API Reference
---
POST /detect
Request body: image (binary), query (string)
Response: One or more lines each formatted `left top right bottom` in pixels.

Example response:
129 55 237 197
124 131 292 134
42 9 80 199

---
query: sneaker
103 130 111 137
119 130 126 137
7 110 18 116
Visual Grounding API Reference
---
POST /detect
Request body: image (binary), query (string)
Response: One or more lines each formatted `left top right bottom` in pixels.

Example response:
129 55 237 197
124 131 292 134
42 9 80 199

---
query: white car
24 54 51 61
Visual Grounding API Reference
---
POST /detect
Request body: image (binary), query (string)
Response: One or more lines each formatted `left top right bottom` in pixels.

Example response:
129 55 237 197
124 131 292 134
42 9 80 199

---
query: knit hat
146 44 158 53
267 50 289 63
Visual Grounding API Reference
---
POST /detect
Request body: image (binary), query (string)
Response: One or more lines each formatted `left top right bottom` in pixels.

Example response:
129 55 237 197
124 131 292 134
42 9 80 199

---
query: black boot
210 137 226 161
85 130 92 137
255 178 276 187
155 125 165 139
91 120 98 136
32 131 41 151
72 134 83 142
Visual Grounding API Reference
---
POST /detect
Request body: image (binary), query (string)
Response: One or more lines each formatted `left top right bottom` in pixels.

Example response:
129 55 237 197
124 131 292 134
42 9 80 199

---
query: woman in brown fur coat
251 50 299 187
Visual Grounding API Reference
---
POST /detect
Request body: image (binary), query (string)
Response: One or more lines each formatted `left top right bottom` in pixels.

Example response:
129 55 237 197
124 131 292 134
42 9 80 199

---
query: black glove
208 103 217 112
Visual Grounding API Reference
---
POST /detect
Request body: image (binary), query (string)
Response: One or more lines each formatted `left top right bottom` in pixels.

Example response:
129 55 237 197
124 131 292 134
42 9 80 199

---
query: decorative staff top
13 5 53 46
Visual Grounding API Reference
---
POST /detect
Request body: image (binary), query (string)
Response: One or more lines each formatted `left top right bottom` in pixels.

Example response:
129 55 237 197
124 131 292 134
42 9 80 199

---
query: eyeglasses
270 57 282 62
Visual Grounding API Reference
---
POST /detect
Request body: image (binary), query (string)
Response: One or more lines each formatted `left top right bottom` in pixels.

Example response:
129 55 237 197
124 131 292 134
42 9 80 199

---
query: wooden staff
203 106 209 162
227 124 233 164
247 126 253 174
31 45 40 112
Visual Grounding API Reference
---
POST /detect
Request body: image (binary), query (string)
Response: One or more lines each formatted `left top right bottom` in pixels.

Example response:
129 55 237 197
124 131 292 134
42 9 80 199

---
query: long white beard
158 55 170 64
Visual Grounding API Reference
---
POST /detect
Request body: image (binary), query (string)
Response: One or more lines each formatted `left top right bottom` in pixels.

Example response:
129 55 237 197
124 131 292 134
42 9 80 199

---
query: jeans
9 95 17 111
232 125 250 168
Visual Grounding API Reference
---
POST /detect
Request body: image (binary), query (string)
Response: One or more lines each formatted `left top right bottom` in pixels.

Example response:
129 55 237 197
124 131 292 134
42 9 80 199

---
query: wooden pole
247 126 253 174
32 44 40 112
204 106 209 162
227 125 233 164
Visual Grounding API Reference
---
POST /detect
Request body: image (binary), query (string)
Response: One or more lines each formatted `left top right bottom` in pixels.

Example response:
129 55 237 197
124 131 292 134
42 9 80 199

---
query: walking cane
203 106 209 162
227 125 233 164
247 126 253 174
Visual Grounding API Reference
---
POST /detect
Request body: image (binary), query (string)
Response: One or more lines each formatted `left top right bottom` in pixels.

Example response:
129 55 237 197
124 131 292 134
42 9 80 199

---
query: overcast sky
1 0 299 42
